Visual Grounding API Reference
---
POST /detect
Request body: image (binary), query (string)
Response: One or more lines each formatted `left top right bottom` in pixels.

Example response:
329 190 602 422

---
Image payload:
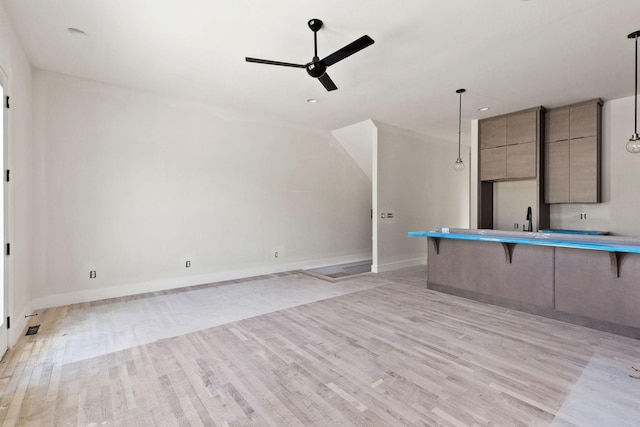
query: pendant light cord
635 34 638 134
458 91 462 159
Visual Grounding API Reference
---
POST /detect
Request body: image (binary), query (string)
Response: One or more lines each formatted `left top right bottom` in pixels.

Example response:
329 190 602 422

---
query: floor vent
26 325 40 336
303 260 372 282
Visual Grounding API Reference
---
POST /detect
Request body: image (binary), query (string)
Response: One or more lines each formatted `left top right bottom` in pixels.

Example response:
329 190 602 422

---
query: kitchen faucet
526 206 533 232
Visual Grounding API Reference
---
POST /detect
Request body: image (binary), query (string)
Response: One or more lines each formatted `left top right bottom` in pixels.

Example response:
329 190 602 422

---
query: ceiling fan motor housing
306 60 327 78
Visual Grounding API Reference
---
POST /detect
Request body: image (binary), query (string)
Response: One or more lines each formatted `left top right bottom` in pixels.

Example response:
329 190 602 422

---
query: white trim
372 129 379 273
31 253 373 309
0 65 8 354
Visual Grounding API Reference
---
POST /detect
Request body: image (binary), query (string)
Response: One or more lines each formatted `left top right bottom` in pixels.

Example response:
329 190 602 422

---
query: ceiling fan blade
322 35 375 67
318 73 337 91
245 57 305 68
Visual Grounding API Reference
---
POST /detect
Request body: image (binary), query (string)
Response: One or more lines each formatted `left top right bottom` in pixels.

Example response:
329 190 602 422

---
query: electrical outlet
380 213 386 219
514 223 519 230
89 271 96 279
185 260 191 268
274 251 278 259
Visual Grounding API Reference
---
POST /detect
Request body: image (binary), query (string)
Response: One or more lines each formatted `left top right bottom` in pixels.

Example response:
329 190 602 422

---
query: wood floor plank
1 266 640 426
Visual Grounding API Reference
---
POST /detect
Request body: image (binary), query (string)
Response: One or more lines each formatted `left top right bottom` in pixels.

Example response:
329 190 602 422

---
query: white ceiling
3 0 640 142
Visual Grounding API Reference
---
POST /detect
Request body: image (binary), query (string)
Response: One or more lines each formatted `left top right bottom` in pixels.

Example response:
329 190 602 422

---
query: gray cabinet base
427 238 640 339
427 281 640 339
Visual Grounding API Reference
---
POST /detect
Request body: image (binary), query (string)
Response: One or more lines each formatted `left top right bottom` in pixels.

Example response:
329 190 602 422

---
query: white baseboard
31 252 373 310
375 257 426 273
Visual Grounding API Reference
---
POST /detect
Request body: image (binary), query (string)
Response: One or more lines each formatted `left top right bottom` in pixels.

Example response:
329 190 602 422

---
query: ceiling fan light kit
245 19 374 92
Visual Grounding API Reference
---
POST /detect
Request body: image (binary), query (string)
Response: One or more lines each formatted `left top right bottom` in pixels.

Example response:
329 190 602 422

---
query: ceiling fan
245 19 375 92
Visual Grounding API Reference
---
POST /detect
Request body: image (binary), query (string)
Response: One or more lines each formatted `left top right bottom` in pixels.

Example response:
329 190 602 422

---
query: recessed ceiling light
478 106 490 112
306 98 318 104
67 27 87 37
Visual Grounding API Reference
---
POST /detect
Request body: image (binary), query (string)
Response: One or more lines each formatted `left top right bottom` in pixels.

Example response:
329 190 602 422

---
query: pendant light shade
454 88 466 171
627 30 640 153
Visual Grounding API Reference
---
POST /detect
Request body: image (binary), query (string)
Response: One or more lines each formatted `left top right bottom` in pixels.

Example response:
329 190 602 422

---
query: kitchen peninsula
408 228 640 338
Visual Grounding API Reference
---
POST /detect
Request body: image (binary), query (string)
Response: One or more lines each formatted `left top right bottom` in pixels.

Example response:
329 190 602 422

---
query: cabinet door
570 136 600 203
479 117 506 149
480 147 506 181
545 107 570 142
544 140 570 203
570 103 598 139
507 111 537 145
506 142 536 179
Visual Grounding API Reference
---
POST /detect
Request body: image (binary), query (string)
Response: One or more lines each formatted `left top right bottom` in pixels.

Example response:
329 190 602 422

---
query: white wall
31 70 372 308
0 1 34 347
607 96 640 236
494 180 537 231
375 122 469 271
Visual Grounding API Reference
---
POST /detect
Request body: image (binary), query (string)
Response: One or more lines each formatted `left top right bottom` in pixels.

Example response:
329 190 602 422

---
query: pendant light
627 30 640 153
453 88 466 171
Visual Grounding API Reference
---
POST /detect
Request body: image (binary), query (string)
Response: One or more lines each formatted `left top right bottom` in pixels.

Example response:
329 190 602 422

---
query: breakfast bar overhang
408 229 640 338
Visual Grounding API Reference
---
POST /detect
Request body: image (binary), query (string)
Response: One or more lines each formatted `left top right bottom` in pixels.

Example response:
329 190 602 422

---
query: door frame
0 65 9 358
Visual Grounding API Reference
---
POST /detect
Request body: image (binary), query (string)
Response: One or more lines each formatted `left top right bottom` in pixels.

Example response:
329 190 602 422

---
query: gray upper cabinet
478 106 548 231
507 110 537 145
506 141 536 179
479 108 540 181
569 136 599 202
544 99 602 204
570 102 599 139
545 106 570 142
479 117 506 149
544 140 570 203
479 117 507 181
480 146 507 181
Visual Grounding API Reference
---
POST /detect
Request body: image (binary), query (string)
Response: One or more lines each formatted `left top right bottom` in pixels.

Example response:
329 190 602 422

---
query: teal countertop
539 229 608 235
408 228 640 254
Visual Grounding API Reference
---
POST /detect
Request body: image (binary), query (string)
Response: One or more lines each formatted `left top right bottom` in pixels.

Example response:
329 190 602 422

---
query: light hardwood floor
1 266 639 426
